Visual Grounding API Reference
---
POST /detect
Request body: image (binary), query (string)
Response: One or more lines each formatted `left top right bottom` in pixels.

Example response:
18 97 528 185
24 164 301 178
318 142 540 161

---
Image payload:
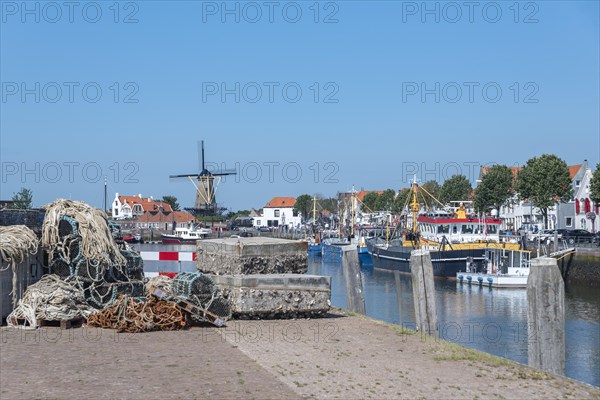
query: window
452 225 458 234
437 224 450 234
565 217 572 227
274 210 280 217
575 180 581 187
115 209 118 216
487 225 497 234
256 220 261 226
462 224 474 234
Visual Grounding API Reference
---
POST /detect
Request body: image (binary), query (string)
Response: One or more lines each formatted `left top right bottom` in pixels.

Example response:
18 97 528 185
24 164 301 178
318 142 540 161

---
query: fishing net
41 200 144 309
7 274 95 329
0 225 39 307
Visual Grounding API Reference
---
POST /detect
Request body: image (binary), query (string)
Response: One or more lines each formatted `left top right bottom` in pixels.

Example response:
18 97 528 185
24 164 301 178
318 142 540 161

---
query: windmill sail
169 141 236 216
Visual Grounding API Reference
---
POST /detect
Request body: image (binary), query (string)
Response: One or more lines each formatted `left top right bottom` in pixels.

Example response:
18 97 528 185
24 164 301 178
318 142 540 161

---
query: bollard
527 257 565 375
394 270 403 323
410 249 437 336
342 247 365 314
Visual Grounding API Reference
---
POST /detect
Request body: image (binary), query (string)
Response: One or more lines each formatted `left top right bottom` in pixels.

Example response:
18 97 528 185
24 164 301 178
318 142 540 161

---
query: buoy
477 276 483 284
467 275 472 282
458 274 464 281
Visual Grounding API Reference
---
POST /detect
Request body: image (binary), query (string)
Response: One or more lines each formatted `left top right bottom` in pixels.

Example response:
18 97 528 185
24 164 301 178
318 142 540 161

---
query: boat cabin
417 213 502 244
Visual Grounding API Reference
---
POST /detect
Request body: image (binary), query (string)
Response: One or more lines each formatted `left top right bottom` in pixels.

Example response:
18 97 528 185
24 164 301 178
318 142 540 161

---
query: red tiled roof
357 190 384 202
135 210 193 223
265 197 296 208
119 196 173 213
569 164 582 180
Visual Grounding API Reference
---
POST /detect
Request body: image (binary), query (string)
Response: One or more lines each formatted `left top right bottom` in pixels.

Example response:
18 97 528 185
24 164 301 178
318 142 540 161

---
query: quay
1 309 598 399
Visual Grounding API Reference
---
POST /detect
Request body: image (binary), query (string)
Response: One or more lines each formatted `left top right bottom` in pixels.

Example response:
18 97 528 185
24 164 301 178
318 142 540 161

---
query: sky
1 0 599 211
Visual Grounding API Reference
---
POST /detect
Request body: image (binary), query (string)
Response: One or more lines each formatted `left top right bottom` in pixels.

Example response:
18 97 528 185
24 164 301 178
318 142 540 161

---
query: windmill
169 141 236 216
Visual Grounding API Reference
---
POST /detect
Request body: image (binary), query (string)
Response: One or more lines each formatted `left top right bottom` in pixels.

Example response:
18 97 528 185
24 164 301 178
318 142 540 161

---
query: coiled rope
7 274 95 329
0 225 39 307
42 199 126 266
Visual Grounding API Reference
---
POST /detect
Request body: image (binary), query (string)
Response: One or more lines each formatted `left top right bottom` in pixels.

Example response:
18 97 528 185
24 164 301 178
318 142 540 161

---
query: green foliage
374 189 396 211
294 194 313 220
516 154 573 227
591 164 600 203
422 180 441 202
161 195 180 211
319 197 338 214
10 187 33 209
391 188 411 214
361 192 379 212
474 166 513 212
440 175 472 204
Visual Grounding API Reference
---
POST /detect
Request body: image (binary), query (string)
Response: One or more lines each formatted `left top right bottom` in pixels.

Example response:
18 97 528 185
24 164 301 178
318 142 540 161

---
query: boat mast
351 185 355 237
411 176 420 234
313 196 317 227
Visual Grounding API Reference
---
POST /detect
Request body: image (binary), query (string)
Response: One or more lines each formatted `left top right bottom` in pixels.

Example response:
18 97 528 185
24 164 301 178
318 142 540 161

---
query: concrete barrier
212 274 331 319
197 237 307 275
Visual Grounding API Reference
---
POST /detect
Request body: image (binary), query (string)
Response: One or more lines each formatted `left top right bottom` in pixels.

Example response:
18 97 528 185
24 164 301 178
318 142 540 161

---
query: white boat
456 248 531 288
161 226 212 244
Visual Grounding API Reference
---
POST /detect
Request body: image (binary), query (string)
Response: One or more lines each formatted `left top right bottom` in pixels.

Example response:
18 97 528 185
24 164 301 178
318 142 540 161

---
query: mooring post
394 270 403 323
527 257 565 376
410 249 438 336
553 231 559 253
342 246 365 314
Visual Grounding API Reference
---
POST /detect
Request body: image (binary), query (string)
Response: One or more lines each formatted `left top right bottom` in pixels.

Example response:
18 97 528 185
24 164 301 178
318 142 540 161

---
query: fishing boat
456 248 530 288
356 226 388 267
367 178 526 278
307 197 323 256
161 226 212 244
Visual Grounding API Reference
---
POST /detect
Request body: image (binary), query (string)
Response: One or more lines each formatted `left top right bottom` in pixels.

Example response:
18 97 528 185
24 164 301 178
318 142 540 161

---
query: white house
253 197 302 229
112 193 173 220
484 161 597 233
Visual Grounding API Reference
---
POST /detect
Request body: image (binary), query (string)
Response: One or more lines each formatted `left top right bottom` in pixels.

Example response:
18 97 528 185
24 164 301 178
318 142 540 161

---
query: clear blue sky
1 0 599 211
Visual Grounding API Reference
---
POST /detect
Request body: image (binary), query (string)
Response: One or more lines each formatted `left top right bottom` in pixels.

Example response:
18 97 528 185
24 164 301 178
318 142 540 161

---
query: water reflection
308 257 600 387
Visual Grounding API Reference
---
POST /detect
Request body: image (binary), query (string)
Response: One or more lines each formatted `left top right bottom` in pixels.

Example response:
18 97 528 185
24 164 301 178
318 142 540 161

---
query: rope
42 199 126 266
87 294 186 333
7 274 95 329
0 225 39 307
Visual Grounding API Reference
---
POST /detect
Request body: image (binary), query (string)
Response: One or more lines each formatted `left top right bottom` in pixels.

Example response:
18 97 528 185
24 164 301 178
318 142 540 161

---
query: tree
374 189 396 211
294 194 312 221
591 164 600 204
10 188 32 209
474 166 513 213
439 175 472 205
516 154 573 229
421 180 441 202
162 195 180 211
319 197 338 214
391 188 411 214
361 192 379 212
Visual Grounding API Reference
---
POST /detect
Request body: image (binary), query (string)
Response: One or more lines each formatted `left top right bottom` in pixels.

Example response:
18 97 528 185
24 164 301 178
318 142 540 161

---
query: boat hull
357 246 372 266
161 236 200 245
366 240 487 278
456 273 528 288
308 243 322 255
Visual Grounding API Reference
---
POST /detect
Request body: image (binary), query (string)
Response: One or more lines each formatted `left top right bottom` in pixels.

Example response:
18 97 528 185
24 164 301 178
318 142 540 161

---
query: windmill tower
169 141 236 216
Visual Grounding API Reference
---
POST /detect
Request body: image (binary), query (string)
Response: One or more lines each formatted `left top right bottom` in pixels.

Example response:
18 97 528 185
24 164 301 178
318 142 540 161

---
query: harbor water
136 243 599 387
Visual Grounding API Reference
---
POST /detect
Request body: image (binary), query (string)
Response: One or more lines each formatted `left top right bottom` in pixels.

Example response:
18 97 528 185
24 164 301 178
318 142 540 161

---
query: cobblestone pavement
1 312 599 399
0 325 300 400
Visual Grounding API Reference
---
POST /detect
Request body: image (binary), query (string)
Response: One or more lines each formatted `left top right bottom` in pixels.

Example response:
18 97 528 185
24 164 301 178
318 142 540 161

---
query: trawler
366 179 529 278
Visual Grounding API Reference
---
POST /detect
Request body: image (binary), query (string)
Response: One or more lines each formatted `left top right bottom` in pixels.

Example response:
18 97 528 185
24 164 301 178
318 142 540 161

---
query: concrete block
213 274 331 319
197 237 307 275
